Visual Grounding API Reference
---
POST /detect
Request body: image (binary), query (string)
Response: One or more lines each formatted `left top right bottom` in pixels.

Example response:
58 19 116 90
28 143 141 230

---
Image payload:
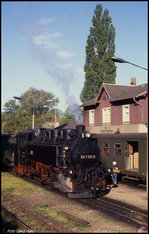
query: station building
81 78 148 134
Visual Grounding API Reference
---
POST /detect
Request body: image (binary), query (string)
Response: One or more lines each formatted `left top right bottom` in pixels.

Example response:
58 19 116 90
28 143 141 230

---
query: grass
37 204 89 229
2 172 140 233
1 172 88 231
1 172 42 196
38 204 49 209
5 187 15 192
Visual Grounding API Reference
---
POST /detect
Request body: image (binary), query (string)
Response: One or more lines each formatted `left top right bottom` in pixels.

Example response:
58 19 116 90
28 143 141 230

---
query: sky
1 1 148 113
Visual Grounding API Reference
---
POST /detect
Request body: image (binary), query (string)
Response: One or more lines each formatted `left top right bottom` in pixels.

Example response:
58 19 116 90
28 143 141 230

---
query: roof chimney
130 77 136 86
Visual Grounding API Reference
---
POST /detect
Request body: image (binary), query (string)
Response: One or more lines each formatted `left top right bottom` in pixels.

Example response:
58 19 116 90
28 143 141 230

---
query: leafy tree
60 107 75 125
80 4 116 103
2 87 59 134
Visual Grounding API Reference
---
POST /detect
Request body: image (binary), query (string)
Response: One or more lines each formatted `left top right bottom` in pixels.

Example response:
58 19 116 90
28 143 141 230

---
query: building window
114 143 121 156
123 105 130 122
89 110 94 124
102 107 111 124
103 143 109 155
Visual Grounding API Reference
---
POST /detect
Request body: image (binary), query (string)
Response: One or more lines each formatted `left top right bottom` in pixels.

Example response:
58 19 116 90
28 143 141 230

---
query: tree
2 87 59 134
80 4 116 103
60 107 75 125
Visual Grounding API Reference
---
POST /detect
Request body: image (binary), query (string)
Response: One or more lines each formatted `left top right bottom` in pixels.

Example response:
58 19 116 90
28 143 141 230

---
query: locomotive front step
68 191 100 199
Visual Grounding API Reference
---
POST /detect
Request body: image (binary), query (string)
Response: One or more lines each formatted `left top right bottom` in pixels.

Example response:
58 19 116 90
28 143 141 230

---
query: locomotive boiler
12 125 112 198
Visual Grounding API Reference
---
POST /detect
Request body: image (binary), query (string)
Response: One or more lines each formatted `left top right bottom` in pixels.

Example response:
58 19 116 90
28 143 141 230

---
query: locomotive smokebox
76 125 85 138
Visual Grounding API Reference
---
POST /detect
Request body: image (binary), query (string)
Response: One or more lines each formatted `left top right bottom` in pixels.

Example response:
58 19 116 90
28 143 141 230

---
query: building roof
102 83 148 102
81 98 96 107
82 82 148 107
55 119 77 130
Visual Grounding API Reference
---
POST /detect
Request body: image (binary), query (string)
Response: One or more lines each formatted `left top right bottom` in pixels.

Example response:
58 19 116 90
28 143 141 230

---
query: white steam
26 17 80 113
53 173 73 193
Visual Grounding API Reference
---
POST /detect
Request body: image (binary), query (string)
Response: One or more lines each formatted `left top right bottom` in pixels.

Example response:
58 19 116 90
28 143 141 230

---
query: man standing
112 161 119 187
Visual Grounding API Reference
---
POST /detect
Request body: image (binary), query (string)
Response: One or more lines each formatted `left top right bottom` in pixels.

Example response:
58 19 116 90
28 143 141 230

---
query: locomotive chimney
63 129 71 140
130 77 136 86
76 125 85 138
51 129 58 142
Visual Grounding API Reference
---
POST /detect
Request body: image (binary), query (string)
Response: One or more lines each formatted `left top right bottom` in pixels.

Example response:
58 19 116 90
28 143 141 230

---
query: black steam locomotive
4 125 112 198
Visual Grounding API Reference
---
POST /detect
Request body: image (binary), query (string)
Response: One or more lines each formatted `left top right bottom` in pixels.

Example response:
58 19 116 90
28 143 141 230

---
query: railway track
98 197 148 227
5 172 148 232
1 193 70 233
120 178 146 189
79 196 148 229
20 173 148 230
1 206 32 232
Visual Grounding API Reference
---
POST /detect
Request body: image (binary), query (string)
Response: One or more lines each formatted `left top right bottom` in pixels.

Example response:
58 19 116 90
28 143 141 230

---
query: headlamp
64 146 69 150
85 131 91 138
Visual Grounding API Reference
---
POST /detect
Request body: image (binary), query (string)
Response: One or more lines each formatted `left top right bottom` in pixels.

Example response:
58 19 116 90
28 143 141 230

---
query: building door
124 142 139 171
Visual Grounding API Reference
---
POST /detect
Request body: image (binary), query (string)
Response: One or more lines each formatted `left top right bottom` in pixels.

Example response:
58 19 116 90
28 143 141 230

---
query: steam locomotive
2 125 112 198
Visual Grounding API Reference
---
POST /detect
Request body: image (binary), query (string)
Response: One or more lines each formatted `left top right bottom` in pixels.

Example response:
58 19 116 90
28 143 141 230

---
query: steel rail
2 193 62 233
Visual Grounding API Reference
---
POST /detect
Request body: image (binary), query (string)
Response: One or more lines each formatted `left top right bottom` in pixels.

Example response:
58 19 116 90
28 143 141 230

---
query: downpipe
133 97 147 126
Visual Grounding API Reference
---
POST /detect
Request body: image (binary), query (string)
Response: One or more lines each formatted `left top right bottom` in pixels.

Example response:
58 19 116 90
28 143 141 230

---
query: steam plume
53 173 73 193
26 17 81 115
